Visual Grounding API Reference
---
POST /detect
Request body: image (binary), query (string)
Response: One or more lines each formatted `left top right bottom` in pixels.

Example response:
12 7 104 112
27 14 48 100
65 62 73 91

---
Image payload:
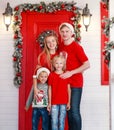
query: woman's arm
33 77 39 97
33 64 42 97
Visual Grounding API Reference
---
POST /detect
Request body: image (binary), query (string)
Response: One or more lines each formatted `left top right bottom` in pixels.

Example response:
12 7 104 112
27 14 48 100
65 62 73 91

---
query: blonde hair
38 31 58 69
52 55 66 72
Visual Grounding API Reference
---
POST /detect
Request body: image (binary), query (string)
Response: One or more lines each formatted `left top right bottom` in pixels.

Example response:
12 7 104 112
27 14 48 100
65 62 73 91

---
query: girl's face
60 26 73 41
45 36 57 51
38 71 48 84
54 58 64 71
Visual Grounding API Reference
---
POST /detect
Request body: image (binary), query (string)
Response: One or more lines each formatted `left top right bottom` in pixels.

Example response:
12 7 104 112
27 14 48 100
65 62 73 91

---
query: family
25 22 90 130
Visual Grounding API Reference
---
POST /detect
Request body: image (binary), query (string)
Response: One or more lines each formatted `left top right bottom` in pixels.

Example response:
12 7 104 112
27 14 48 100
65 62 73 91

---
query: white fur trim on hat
59 22 75 34
36 67 50 78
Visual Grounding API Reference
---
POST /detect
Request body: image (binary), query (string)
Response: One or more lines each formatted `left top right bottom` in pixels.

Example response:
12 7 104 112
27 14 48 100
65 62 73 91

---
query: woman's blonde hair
37 30 58 69
51 55 66 72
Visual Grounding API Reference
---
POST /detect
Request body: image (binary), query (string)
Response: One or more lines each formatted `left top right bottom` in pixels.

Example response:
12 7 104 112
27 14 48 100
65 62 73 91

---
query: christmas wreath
12 1 81 87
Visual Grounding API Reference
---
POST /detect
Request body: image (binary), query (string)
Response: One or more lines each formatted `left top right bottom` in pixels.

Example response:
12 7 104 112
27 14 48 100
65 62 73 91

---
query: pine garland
101 0 114 67
12 1 81 87
102 16 114 66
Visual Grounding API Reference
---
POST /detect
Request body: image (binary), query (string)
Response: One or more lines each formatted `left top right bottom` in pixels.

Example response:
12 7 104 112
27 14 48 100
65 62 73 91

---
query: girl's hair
38 30 58 69
51 55 66 72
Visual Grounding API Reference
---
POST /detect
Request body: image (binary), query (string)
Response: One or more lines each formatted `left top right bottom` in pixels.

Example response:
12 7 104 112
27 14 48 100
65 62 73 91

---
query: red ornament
72 6 76 10
77 24 81 28
103 4 107 9
16 73 21 77
15 6 19 11
77 37 81 41
39 6 43 10
102 51 106 55
61 4 65 8
18 44 22 48
101 22 105 29
15 16 18 21
13 57 17 61
14 34 18 39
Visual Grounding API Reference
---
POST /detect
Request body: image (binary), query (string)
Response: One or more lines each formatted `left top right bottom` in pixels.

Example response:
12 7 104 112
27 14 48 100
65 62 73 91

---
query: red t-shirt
38 52 58 70
48 72 69 105
59 41 88 87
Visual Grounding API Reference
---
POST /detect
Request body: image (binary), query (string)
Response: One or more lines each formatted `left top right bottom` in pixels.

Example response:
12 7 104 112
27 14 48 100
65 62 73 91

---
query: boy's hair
36 67 50 79
51 55 66 71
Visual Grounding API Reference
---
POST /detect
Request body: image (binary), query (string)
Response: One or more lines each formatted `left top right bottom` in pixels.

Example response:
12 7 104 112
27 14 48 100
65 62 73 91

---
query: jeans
68 88 82 130
32 107 49 130
51 105 66 130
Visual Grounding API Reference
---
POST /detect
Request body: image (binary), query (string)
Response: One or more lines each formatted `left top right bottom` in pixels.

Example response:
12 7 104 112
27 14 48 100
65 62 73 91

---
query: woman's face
60 26 73 41
45 36 57 51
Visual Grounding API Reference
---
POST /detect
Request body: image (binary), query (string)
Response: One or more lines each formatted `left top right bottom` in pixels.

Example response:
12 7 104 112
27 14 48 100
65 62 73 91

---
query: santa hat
33 67 50 79
59 22 75 34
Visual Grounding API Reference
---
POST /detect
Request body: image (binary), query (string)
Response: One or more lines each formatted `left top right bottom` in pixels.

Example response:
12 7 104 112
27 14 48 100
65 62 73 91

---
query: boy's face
38 71 48 84
60 26 73 41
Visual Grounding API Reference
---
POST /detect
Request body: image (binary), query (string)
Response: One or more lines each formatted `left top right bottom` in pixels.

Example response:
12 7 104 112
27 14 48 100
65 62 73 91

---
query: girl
59 22 90 130
47 55 71 130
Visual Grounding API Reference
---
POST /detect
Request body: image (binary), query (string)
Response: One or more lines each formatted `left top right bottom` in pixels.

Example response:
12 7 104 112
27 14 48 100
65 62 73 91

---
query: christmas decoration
101 0 114 67
103 41 114 66
101 0 109 10
12 1 81 87
102 17 114 66
102 17 114 37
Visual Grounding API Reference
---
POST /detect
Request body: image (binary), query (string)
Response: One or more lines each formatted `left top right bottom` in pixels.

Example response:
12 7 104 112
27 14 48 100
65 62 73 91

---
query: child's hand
34 88 40 99
66 103 70 110
25 106 29 111
47 104 51 113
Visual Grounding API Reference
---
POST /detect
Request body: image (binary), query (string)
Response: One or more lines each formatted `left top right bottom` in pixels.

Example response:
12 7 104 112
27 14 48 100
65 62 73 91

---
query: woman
33 30 58 94
33 30 59 130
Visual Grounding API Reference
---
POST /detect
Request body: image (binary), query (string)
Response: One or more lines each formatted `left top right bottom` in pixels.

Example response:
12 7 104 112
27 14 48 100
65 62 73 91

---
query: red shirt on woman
38 52 58 70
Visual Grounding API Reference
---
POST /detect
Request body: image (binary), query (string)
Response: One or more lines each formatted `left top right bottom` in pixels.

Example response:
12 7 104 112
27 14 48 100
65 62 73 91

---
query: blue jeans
32 107 49 130
68 88 82 130
51 105 66 130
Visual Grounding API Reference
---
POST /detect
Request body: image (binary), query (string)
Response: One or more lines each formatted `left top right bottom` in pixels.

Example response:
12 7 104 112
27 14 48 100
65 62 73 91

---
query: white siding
0 0 110 130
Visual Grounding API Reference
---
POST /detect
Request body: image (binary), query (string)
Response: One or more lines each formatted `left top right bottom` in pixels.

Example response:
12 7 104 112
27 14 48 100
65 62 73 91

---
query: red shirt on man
59 41 88 87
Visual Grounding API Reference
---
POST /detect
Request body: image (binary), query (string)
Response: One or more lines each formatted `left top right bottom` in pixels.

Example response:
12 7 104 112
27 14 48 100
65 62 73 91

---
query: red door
19 10 74 130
